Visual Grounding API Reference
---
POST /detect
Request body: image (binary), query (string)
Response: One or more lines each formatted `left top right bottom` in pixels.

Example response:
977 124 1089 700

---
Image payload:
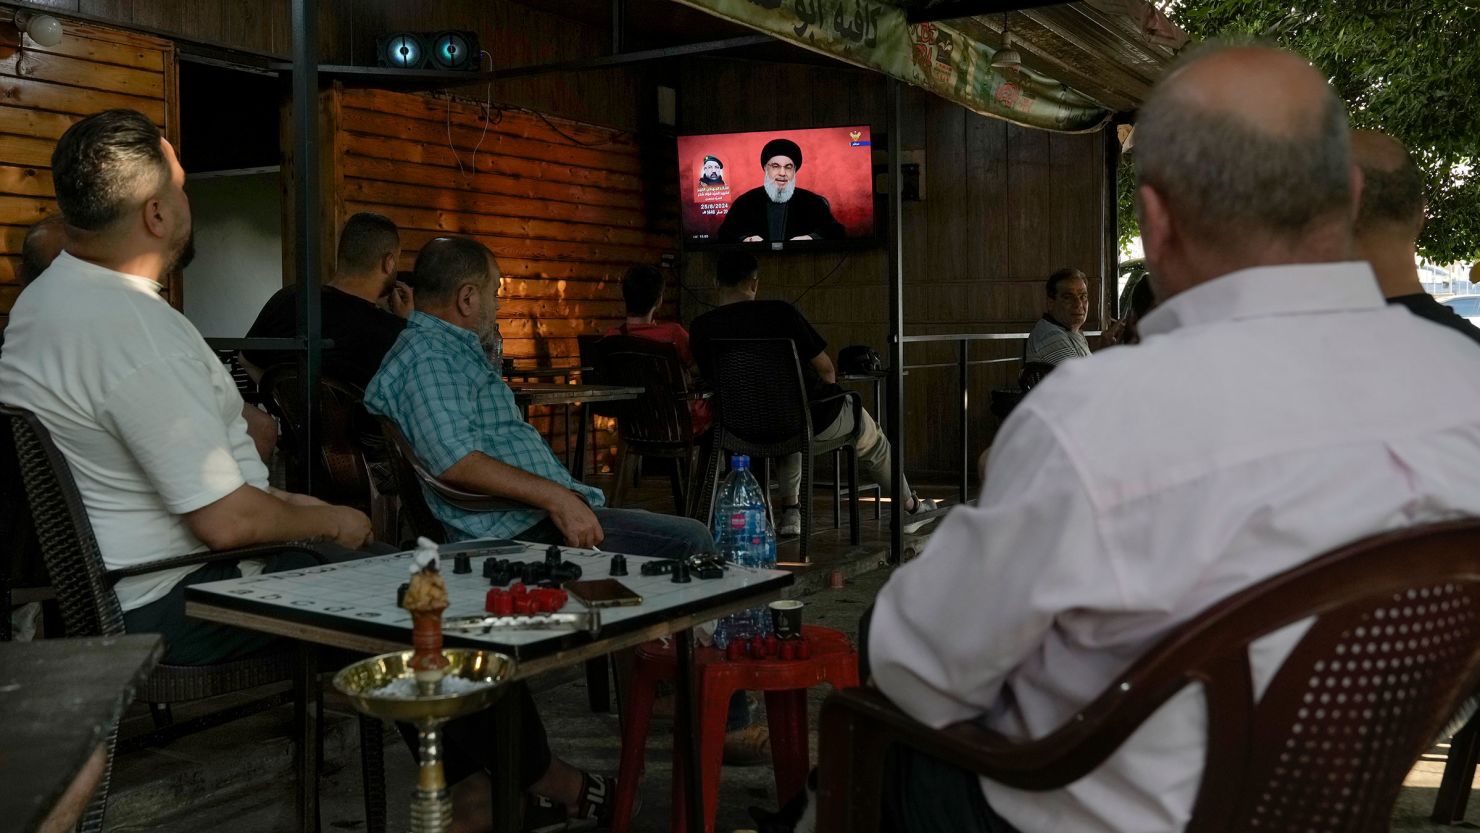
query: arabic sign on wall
673 0 1111 133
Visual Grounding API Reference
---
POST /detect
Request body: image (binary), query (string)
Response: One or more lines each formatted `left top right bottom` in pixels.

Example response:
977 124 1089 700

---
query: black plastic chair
585 334 700 513
0 404 388 833
696 338 863 563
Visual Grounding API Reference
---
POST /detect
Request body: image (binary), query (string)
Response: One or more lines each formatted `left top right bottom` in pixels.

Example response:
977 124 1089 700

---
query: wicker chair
818 519 1480 833
584 334 700 513
694 338 863 563
0 404 387 833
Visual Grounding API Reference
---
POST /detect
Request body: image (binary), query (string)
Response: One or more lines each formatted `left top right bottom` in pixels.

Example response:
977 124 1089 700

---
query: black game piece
551 561 583 583
545 545 563 568
671 560 691 583
396 582 409 607
609 554 628 576
453 553 472 574
482 558 497 579
641 560 675 577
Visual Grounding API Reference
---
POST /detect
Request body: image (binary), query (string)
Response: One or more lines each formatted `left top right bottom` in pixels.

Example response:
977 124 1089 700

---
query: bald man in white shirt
867 44 1480 833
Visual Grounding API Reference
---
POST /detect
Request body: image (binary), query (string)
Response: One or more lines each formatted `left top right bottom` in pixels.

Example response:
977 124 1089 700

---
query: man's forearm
440 451 575 510
185 484 354 550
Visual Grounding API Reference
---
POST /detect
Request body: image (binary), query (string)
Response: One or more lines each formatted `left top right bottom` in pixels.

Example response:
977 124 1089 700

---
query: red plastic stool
610 625 859 833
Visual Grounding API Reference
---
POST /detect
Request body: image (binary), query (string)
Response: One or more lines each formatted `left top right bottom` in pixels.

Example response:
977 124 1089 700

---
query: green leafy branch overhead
1118 1 1479 265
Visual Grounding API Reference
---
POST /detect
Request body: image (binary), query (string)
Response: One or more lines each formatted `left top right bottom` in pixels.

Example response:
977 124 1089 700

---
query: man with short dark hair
690 251 934 537
1023 267 1092 366
867 45 1480 833
699 154 726 187
604 264 711 435
0 108 371 665
242 211 410 389
716 138 846 242
1351 129 1480 346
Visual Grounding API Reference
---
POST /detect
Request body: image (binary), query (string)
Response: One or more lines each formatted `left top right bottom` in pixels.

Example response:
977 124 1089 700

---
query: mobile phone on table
565 579 643 608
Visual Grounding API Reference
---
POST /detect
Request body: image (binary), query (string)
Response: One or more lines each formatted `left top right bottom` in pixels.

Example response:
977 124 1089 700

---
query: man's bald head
1134 44 1353 261
19 214 67 285
1352 129 1424 237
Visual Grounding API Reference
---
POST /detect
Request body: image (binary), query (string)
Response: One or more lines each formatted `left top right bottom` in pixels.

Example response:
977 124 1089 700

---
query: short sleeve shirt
1023 314 1092 366
364 312 605 541
689 299 846 427
244 285 405 390
0 252 269 611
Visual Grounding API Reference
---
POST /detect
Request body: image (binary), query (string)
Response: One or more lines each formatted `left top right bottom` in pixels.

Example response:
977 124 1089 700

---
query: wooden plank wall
328 86 677 469
678 57 1111 482
0 17 177 321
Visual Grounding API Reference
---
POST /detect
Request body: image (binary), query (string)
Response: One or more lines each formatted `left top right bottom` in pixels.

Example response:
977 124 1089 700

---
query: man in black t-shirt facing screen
689 252 935 537
242 212 411 390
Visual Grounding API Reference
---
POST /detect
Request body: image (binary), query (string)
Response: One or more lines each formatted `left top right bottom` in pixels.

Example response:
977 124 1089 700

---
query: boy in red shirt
604 265 712 436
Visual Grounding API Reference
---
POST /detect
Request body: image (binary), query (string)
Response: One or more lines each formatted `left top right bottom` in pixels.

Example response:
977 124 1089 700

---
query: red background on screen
677 126 875 241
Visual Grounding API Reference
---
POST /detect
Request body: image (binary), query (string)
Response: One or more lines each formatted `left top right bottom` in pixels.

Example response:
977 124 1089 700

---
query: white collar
1139 261 1382 338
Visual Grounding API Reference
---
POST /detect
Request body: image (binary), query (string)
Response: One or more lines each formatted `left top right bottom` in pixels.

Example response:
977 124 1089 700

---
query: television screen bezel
674 123 881 252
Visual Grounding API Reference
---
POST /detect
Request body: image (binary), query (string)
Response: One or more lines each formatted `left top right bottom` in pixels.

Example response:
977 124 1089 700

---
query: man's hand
547 490 604 549
1102 318 1126 346
742 235 763 243
323 505 373 549
388 281 414 319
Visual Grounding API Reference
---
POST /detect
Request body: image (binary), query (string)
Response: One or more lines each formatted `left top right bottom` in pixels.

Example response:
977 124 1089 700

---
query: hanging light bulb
991 12 1022 72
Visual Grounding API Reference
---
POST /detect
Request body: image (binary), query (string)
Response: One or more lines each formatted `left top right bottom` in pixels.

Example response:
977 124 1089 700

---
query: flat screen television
677 126 875 247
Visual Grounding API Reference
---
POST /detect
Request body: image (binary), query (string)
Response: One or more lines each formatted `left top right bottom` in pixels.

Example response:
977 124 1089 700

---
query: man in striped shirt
1022 267 1092 366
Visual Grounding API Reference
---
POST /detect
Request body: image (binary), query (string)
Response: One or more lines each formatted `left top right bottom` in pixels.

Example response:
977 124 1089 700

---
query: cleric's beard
764 178 795 203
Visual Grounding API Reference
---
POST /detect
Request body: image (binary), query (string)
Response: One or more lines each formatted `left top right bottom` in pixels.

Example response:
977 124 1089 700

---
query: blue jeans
517 507 716 558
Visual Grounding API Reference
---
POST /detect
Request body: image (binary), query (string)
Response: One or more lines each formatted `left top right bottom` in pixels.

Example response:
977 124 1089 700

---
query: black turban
759 138 802 169
703 155 723 166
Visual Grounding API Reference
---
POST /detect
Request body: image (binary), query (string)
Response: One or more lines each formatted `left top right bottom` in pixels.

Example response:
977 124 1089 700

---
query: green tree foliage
1118 1 1479 264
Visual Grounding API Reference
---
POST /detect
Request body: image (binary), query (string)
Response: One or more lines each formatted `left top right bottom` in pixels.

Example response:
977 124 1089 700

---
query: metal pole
958 338 969 505
886 78 905 564
292 0 320 495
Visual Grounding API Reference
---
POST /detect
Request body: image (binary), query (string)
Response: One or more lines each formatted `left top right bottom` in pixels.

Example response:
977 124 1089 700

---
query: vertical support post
293 643 320 833
292 0 320 495
958 339 969 505
886 78 906 564
611 0 626 54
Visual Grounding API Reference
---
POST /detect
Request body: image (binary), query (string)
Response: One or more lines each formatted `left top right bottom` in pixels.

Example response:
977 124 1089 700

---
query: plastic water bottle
710 454 773 649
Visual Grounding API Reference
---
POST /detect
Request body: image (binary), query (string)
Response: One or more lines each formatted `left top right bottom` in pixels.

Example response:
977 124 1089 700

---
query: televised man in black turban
716 138 846 243
699 155 726 187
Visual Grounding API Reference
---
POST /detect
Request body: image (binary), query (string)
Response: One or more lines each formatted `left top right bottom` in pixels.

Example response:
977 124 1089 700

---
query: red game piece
510 582 527 596
796 639 812 660
750 635 765 660
780 640 797 660
513 596 533 615
494 591 513 616
726 641 745 661
764 633 779 657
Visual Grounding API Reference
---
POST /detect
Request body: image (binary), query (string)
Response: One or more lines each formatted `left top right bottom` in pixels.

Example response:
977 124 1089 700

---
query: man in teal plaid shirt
365 235 722 829
366 235 714 556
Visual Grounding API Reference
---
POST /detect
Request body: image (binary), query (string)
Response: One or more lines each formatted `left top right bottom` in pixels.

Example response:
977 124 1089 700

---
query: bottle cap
730 454 750 470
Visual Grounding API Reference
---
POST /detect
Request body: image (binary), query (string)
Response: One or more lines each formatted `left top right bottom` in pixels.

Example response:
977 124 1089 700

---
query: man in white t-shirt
0 109 372 664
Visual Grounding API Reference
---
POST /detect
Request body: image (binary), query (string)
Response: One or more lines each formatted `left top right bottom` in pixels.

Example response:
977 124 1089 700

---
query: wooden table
184 542 792 833
510 383 644 475
1 634 164 833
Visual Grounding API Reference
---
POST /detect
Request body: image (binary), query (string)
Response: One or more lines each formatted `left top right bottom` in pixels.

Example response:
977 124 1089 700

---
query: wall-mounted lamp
14 10 63 47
